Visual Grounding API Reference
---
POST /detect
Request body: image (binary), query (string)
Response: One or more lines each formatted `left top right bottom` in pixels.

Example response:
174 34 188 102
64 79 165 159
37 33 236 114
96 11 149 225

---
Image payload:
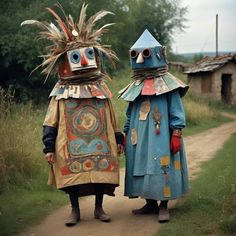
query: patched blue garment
124 90 189 200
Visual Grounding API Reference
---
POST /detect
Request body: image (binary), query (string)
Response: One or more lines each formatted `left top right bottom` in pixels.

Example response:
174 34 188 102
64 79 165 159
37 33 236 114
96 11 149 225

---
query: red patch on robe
141 79 156 95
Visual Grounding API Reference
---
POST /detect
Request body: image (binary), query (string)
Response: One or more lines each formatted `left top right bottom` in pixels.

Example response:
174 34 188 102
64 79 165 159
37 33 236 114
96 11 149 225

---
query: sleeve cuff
115 132 124 144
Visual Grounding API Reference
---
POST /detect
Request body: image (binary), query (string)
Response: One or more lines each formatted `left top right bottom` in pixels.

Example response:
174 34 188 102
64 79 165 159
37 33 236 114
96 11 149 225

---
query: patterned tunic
43 96 120 196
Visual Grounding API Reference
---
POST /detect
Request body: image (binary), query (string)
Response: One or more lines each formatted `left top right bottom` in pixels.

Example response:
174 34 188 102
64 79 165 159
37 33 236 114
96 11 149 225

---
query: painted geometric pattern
63 98 116 174
60 155 118 175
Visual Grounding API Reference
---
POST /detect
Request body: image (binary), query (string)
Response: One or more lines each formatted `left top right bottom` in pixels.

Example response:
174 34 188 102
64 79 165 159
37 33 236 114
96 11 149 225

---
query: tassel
155 123 160 134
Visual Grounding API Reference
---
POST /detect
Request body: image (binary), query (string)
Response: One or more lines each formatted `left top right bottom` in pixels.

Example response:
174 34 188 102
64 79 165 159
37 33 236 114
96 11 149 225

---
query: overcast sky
172 0 236 54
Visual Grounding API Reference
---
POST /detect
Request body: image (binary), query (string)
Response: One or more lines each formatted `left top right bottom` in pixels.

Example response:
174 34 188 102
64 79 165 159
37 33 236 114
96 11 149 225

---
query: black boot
132 199 159 215
94 184 110 222
158 200 170 223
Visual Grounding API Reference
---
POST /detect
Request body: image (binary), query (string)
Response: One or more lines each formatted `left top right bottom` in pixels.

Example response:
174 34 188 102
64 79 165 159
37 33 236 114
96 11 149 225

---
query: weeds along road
19 113 236 236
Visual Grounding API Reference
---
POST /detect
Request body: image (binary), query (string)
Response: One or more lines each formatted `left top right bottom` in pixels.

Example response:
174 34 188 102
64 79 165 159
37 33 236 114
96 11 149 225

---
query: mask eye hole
130 50 138 58
85 47 95 59
142 48 151 58
70 50 81 64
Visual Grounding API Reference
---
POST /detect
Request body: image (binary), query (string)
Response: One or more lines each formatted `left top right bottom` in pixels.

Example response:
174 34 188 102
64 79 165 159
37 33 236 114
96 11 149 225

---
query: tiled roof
185 54 236 74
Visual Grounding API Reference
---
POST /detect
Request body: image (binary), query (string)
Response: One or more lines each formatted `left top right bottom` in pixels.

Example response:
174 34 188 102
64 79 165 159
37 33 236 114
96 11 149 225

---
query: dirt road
20 114 236 236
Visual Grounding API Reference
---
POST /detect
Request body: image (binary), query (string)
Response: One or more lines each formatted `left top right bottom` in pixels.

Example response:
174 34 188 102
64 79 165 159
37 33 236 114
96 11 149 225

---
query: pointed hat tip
131 29 162 49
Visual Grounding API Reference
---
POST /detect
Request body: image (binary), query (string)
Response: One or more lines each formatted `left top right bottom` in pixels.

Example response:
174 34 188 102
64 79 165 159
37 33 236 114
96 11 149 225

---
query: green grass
107 67 131 127
0 102 45 192
0 186 67 236
188 93 236 115
183 114 233 136
156 133 236 236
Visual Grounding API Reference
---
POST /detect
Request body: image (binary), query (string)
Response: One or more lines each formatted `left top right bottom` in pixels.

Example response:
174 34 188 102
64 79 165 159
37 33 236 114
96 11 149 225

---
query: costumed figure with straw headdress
119 29 189 222
21 3 124 226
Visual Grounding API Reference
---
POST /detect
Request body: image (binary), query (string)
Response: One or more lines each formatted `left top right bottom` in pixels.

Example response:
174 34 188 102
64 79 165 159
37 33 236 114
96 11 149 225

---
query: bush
0 89 45 192
183 95 215 126
219 214 236 234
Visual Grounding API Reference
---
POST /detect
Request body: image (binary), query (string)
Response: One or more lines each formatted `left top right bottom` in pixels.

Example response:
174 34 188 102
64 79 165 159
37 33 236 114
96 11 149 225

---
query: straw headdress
21 2 118 79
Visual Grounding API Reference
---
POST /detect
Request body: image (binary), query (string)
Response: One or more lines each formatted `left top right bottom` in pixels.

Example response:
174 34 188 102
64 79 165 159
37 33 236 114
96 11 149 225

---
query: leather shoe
65 208 80 227
132 204 159 215
158 207 170 223
94 208 111 222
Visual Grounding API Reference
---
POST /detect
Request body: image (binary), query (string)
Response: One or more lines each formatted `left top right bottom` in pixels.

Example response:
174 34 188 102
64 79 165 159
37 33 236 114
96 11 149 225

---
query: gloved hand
170 129 181 154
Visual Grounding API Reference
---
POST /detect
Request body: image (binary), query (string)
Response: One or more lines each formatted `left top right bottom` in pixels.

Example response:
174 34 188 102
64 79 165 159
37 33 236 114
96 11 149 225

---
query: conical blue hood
129 29 167 69
131 29 162 49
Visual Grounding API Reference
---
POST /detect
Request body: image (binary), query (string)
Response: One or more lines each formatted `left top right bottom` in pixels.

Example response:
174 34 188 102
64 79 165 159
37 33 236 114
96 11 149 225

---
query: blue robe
124 90 189 200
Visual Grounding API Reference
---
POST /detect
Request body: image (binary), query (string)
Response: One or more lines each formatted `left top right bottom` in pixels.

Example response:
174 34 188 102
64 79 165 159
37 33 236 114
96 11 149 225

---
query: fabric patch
69 161 82 173
64 99 116 173
82 159 95 171
154 76 169 95
152 106 161 134
49 81 112 100
60 165 72 175
139 99 150 120
98 158 109 170
160 156 170 167
65 99 108 154
131 128 137 145
174 160 181 170
163 186 171 198
141 79 156 95
64 155 118 175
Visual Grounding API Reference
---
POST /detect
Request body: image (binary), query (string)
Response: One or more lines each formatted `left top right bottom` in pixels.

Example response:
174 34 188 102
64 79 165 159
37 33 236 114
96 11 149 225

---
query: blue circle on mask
85 48 95 59
70 50 81 64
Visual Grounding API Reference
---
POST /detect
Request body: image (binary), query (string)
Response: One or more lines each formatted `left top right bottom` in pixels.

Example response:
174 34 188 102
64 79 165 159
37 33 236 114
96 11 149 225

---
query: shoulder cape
118 72 188 101
49 80 112 100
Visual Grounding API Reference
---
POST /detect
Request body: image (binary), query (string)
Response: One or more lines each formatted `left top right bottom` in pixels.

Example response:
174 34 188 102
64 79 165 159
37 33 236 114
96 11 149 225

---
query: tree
120 0 187 54
0 0 188 103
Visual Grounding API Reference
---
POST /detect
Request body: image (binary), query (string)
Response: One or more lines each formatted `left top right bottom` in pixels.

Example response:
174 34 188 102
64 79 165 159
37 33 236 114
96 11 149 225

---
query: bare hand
117 144 124 155
45 152 55 165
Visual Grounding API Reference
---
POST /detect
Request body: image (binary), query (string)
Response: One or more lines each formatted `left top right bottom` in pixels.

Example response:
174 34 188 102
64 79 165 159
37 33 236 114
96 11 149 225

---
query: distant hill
180 51 236 58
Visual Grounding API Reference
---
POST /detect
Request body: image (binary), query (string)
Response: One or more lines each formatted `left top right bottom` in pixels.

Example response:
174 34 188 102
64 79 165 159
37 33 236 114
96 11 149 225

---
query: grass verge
183 114 233 136
0 174 67 236
156 133 236 236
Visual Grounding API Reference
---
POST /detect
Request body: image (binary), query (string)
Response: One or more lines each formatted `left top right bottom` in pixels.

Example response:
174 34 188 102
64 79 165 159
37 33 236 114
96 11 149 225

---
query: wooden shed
185 54 236 104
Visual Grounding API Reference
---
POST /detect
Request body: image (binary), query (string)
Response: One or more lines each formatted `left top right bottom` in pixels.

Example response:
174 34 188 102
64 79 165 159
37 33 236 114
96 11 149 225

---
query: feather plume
85 10 114 40
21 20 50 30
21 2 118 79
68 14 76 29
46 7 73 41
77 3 88 35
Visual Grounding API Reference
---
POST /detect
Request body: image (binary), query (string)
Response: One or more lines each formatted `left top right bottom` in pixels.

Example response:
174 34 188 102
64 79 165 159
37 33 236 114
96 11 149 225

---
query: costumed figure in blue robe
119 29 189 222
21 3 124 226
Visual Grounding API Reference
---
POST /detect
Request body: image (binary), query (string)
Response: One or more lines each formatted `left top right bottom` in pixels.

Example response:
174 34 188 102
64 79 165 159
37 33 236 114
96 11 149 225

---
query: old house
169 61 193 72
185 54 236 104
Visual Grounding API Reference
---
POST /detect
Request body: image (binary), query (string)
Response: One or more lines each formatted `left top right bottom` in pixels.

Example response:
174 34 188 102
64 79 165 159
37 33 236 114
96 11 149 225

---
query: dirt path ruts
19 114 236 236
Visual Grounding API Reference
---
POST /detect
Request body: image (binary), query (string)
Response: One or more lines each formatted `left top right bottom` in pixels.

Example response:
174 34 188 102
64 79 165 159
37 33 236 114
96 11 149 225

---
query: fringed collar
131 66 168 80
119 72 188 101
49 79 112 100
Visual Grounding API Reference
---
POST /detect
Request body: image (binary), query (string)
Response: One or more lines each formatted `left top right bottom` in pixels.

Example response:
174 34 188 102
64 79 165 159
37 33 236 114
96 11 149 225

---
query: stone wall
187 62 236 104
212 62 236 103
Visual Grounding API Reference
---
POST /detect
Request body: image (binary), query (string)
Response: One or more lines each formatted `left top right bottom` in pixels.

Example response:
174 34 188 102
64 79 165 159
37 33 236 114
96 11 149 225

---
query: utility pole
216 14 218 56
